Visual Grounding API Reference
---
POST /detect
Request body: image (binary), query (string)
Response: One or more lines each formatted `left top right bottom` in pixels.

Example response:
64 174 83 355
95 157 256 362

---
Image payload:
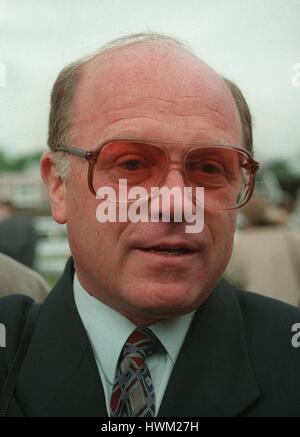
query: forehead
71 42 242 146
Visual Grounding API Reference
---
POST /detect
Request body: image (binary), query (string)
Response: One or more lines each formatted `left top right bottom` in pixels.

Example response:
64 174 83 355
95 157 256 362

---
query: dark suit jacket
1 258 300 417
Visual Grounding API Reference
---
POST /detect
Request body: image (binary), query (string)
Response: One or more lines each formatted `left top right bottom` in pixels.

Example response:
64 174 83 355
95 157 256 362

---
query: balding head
48 33 252 166
68 38 241 150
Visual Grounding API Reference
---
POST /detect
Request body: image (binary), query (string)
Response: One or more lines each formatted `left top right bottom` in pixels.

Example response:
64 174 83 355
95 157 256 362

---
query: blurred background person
0 200 38 268
288 188 300 229
225 193 300 307
0 252 49 302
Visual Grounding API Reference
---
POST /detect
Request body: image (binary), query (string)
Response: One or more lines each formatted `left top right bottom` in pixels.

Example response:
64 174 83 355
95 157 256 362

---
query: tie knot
122 328 158 361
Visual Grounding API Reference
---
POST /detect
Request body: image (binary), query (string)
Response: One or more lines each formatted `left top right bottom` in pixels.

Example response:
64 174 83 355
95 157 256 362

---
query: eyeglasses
53 138 260 210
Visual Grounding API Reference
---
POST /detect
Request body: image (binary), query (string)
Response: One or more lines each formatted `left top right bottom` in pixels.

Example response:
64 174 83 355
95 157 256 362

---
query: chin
124 281 207 318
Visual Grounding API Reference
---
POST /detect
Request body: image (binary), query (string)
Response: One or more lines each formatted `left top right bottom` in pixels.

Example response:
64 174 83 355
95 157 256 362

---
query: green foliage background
0 149 42 172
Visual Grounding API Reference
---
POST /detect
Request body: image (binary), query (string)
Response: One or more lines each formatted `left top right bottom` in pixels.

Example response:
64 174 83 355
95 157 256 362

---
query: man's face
46 43 243 325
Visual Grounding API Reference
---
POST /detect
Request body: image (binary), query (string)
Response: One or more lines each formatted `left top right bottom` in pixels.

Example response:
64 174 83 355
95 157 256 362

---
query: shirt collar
74 273 195 384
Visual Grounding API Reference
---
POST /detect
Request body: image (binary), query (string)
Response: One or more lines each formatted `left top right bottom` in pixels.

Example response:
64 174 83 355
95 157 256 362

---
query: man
0 33 300 417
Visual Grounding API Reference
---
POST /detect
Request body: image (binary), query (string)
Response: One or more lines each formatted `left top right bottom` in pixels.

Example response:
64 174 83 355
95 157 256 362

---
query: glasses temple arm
53 145 90 159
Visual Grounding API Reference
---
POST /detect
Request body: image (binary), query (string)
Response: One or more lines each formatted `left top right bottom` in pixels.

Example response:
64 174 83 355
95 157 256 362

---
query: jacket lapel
12 259 108 417
158 280 261 417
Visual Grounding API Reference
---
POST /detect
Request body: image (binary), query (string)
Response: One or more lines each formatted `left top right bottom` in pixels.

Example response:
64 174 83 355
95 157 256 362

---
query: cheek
65 181 129 276
206 209 236 263
67 198 119 252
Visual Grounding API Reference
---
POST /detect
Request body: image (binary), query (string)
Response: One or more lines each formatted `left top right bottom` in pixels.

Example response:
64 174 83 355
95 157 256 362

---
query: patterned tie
110 328 159 417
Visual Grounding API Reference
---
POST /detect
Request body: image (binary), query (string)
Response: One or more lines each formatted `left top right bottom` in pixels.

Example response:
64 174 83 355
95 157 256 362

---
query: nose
150 163 192 222
163 163 186 189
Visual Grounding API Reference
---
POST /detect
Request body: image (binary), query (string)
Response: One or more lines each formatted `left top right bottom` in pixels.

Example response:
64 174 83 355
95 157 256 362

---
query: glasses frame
53 138 260 210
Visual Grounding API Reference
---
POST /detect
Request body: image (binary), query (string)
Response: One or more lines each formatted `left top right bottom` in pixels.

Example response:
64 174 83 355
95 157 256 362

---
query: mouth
138 246 195 256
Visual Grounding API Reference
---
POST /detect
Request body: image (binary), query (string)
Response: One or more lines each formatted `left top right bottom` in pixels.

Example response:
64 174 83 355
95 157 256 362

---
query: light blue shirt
73 274 195 416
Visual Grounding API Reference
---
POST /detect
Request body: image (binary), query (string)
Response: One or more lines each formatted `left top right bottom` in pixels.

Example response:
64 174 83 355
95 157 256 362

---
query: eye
199 162 224 174
115 154 152 171
122 159 142 171
191 160 225 174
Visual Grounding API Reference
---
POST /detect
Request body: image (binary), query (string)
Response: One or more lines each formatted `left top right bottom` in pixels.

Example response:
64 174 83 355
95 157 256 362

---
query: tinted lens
185 147 252 209
93 141 254 209
93 141 166 197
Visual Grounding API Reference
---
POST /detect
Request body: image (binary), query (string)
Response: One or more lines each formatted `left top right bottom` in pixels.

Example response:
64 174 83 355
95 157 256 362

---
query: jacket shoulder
0 253 49 301
233 284 300 371
235 285 300 327
0 294 34 389
218 280 300 360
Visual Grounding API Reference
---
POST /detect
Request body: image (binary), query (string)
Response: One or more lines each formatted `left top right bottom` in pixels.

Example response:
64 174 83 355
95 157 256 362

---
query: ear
40 152 67 224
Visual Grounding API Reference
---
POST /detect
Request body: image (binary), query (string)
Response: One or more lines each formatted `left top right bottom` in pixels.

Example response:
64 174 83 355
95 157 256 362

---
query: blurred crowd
225 190 300 306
